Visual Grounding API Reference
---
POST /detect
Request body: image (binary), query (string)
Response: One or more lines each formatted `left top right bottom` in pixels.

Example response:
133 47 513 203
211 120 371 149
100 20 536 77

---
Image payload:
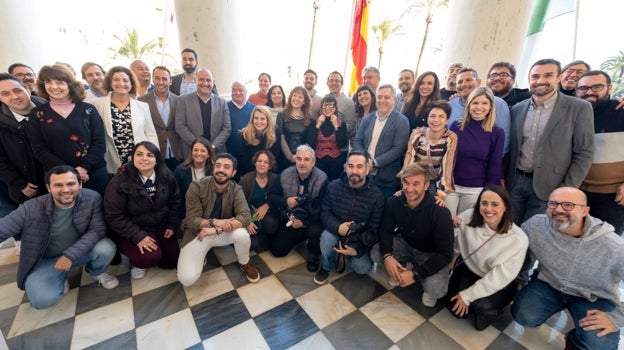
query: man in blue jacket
314 151 385 284
0 165 118 309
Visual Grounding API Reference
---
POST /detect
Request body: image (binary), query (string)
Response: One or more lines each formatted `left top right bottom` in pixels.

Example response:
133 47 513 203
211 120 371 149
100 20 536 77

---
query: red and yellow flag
349 0 369 96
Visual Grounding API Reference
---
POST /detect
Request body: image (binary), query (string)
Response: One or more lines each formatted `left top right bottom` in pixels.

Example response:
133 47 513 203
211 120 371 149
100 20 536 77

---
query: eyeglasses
488 72 511 80
546 201 586 211
321 103 336 109
14 73 35 79
576 84 606 93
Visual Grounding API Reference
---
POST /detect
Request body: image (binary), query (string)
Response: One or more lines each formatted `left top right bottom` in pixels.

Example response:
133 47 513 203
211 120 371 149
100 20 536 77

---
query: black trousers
446 257 518 320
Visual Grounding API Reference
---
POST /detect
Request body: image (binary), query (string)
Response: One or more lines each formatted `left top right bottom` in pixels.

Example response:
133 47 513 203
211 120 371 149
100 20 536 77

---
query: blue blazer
352 108 409 188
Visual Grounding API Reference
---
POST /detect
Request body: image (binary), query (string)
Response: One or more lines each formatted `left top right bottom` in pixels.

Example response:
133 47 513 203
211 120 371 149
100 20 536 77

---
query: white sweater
455 209 529 305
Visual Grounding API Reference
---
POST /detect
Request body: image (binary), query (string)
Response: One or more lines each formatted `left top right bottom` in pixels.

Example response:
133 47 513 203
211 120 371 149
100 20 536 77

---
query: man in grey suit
175 68 231 158
506 58 594 225
353 84 410 198
138 66 181 171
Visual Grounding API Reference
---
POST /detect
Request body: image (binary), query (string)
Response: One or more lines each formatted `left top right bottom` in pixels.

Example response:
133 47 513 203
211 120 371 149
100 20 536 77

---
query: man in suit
175 68 231 159
352 84 410 198
506 58 594 225
138 66 181 171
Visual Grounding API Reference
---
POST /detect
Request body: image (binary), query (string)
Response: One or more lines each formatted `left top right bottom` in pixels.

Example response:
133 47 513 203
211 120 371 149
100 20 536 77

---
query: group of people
1 49 623 350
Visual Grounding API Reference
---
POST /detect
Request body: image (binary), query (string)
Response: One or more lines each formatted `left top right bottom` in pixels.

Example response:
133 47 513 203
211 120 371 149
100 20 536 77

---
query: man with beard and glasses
395 69 414 112
486 62 531 109
512 187 624 350
506 58 594 225
576 70 624 235
440 63 463 100
170 48 218 96
314 151 384 284
177 153 260 285
8 63 38 95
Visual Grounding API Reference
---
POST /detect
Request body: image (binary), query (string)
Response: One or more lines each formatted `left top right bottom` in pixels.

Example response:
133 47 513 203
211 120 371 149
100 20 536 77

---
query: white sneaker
14 240 20 256
421 291 437 307
131 266 146 280
92 273 119 289
64 280 70 295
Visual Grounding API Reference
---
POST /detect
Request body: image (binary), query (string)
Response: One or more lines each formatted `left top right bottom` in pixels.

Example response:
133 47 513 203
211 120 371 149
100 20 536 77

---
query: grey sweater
522 214 624 327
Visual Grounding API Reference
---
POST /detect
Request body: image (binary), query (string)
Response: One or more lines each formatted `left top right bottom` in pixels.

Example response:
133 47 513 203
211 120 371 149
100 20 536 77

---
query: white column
442 0 534 80
0 0 48 72
174 0 243 95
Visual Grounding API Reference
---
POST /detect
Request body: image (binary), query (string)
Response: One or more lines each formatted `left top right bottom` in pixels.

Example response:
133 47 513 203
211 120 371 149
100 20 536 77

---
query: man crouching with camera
314 151 385 285
267 145 328 271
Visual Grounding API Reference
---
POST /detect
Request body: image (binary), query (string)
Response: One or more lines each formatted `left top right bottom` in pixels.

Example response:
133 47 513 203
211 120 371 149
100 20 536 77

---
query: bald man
512 187 624 350
175 68 231 158
129 60 153 97
226 81 255 177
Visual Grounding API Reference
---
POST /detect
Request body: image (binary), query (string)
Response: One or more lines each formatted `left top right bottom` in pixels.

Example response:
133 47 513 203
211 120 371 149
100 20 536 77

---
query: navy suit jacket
352 108 409 188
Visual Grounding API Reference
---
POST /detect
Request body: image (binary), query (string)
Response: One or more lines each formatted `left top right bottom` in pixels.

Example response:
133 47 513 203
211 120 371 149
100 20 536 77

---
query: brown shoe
240 263 260 283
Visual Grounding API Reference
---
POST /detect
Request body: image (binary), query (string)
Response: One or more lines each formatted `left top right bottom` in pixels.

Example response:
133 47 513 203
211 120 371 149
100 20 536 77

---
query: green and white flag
517 0 575 87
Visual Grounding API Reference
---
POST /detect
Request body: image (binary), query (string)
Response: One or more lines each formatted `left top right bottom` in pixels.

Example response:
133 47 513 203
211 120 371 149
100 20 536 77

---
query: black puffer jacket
321 173 385 255
104 172 181 244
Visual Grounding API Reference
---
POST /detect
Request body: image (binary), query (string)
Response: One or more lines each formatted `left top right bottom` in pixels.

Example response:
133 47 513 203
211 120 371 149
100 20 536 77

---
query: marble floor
0 237 621 350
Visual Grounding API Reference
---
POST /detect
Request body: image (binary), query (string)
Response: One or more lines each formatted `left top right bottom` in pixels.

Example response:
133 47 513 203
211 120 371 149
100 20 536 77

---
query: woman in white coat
92 66 159 175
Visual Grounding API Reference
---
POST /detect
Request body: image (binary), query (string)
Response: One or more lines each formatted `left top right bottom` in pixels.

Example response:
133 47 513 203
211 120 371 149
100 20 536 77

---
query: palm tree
405 0 449 75
601 51 624 97
371 18 403 69
109 28 160 60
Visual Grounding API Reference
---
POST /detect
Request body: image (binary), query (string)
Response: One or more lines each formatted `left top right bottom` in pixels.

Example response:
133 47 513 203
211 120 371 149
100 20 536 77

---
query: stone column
442 0 534 81
0 1 47 72
174 0 243 95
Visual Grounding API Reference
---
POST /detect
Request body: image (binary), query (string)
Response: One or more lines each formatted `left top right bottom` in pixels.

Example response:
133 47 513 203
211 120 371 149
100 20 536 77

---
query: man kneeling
0 166 118 309
512 187 624 350
177 153 260 285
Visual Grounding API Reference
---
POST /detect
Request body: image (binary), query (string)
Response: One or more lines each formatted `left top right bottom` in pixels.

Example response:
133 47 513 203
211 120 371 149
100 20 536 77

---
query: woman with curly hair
29 64 109 195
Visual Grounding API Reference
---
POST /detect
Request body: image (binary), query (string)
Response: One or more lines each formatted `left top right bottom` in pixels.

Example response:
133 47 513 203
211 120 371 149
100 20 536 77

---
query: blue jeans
512 278 620 350
509 174 547 225
24 238 116 309
319 230 372 274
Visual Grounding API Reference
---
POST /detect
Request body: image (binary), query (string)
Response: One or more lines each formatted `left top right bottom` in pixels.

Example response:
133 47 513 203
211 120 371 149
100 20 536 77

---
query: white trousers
444 185 483 217
177 228 250 286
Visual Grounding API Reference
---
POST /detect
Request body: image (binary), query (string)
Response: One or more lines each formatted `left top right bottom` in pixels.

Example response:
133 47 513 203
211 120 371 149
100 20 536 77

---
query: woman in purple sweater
446 87 504 220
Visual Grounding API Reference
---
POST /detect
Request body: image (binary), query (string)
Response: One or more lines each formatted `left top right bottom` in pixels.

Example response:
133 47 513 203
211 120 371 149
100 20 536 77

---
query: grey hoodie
522 214 624 327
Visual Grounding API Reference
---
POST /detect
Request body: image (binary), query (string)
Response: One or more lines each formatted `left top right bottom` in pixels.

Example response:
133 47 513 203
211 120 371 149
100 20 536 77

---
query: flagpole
344 0 357 94
572 0 580 60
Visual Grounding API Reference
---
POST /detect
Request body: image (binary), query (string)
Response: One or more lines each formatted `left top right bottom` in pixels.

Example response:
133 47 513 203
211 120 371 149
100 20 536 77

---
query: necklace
290 114 304 120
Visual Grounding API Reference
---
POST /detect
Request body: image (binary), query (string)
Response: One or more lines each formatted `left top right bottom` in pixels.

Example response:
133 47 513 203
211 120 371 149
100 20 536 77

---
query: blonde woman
92 66 159 175
239 105 281 176
445 87 504 219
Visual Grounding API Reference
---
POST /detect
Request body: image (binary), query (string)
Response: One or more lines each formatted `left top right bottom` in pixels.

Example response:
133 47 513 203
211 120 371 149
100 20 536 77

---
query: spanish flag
349 0 369 96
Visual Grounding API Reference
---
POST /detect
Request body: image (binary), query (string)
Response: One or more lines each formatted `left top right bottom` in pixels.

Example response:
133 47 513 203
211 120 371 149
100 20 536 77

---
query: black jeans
268 220 323 258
